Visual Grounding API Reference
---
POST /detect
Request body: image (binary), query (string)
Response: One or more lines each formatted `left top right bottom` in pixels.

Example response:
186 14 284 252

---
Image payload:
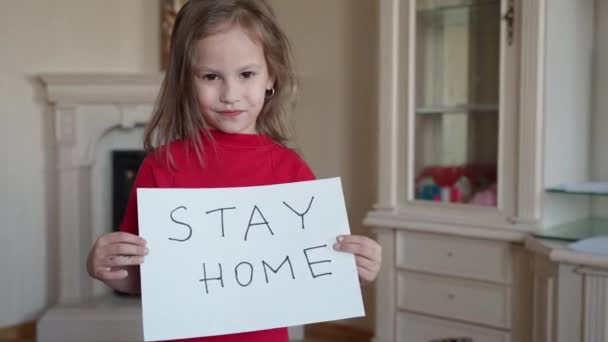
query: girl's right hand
87 232 148 281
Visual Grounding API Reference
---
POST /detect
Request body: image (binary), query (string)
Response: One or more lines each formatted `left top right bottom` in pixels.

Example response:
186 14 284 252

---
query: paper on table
567 235 608 256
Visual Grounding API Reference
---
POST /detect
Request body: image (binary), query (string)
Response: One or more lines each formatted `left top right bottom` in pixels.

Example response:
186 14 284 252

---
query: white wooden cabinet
372 229 531 342
396 311 510 342
525 237 608 342
365 1 543 340
523 1 607 340
365 0 600 341
368 0 545 231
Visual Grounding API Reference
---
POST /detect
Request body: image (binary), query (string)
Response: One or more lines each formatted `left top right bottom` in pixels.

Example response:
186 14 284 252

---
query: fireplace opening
112 150 147 230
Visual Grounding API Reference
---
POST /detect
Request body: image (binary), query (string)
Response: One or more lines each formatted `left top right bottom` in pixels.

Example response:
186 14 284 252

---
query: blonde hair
144 0 297 165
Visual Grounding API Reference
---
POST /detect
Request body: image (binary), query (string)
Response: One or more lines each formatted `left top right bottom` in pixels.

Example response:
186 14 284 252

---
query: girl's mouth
218 110 243 117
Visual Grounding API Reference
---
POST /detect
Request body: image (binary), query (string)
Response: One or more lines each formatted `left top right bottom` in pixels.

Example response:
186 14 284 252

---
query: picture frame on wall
161 0 188 70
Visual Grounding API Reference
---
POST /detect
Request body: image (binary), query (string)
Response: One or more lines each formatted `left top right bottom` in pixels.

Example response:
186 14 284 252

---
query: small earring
265 88 275 99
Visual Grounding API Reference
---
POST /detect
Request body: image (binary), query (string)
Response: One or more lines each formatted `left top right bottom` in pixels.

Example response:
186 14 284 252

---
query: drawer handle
448 293 455 301
447 251 454 257
429 338 473 342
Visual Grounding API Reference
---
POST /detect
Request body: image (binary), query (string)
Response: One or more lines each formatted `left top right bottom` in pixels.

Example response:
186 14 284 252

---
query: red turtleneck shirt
120 130 315 342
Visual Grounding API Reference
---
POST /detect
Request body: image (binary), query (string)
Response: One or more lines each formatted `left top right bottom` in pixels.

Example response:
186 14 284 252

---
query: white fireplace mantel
39 73 162 304
40 73 163 105
40 73 163 168
35 72 303 342
37 73 162 342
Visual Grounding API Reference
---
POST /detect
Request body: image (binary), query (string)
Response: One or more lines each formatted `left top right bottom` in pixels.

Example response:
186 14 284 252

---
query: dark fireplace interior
112 150 147 230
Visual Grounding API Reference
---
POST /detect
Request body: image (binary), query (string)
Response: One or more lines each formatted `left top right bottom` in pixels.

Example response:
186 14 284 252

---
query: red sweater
120 130 315 342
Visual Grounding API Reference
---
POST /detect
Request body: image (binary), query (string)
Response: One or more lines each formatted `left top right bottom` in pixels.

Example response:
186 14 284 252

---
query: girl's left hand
333 235 382 286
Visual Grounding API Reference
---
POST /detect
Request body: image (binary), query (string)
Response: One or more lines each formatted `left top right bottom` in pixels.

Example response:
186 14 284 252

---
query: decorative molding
77 104 152 167
40 73 160 168
53 105 153 169
39 73 163 105
510 246 533 342
381 205 539 232
120 104 153 129
375 0 401 209
56 106 77 145
516 0 546 223
372 229 397 342
56 167 93 304
582 275 608 341
364 209 530 241
399 0 414 206
576 267 608 278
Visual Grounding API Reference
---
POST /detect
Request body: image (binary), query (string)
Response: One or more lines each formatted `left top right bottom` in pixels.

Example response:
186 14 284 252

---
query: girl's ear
266 77 275 91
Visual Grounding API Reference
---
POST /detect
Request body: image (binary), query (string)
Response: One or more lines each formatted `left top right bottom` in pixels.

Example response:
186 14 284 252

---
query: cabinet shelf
417 0 499 13
533 218 608 242
415 104 498 115
546 182 608 197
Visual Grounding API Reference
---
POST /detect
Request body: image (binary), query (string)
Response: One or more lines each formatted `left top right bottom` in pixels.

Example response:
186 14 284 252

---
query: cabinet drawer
397 271 511 328
396 311 510 342
396 231 511 284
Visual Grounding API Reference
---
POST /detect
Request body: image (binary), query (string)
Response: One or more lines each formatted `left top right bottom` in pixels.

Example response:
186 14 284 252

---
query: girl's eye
203 74 218 81
241 71 255 79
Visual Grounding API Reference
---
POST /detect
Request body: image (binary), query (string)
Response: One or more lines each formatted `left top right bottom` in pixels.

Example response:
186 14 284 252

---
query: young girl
86 1 382 341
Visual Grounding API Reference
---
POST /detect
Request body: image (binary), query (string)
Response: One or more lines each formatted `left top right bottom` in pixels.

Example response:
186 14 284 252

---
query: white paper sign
137 178 365 341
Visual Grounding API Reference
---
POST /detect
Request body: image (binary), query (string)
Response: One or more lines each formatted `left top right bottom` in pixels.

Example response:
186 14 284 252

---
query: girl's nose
220 80 239 104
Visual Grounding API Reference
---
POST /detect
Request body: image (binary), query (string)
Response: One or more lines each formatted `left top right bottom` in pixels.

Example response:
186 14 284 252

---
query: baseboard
306 322 373 342
0 321 36 340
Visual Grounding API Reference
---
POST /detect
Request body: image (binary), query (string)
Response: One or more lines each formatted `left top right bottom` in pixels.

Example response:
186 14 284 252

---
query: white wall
592 0 608 217
269 0 378 330
542 0 608 222
0 0 378 331
542 0 597 226
543 0 595 187
0 0 160 327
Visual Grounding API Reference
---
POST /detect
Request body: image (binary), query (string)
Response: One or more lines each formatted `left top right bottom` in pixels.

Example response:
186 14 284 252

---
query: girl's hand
333 234 382 286
87 232 148 281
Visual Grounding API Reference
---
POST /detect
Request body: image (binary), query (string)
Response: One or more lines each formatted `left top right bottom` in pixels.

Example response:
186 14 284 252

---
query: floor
305 323 372 342
0 323 372 342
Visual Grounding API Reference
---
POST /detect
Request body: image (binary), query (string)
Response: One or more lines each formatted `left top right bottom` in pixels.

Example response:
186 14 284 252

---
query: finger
106 243 149 257
105 255 145 268
337 234 374 245
337 235 381 255
356 255 380 273
357 265 374 283
98 232 146 247
94 267 128 280
334 242 378 262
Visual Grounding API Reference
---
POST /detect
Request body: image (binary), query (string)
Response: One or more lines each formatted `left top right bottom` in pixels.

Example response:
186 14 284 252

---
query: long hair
144 0 297 166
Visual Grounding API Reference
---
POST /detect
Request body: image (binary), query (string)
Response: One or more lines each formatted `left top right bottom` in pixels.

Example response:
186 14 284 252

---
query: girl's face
194 25 274 134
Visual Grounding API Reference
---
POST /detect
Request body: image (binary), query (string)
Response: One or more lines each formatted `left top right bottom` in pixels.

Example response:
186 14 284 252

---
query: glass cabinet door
413 0 501 206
